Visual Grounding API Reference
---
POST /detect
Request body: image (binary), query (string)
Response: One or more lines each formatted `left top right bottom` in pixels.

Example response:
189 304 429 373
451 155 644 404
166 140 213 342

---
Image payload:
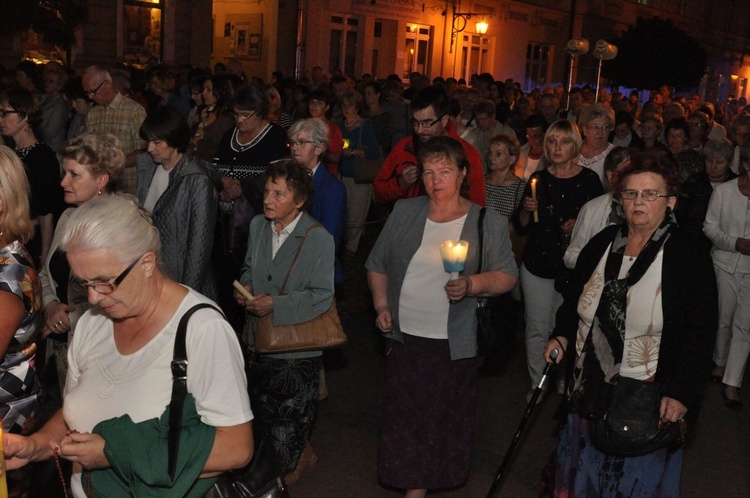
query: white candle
440 240 469 279
530 178 539 223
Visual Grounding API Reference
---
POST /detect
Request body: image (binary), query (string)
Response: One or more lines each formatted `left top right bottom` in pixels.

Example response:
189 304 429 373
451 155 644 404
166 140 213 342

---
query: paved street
287 222 750 498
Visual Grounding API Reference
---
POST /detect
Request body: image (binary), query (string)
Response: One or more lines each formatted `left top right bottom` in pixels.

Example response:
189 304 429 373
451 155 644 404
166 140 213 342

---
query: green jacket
90 393 217 497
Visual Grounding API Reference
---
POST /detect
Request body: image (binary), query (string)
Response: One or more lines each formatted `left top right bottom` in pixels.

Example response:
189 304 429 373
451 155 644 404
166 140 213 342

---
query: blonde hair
60 194 161 265
60 133 125 191
0 146 34 244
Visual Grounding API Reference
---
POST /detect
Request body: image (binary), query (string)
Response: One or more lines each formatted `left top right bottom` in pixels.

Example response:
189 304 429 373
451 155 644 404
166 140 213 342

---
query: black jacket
553 225 718 423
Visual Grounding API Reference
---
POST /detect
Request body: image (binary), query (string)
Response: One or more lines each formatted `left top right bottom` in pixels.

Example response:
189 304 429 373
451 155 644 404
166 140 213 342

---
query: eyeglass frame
84 79 107 97
288 139 319 148
585 124 612 133
620 189 672 202
410 115 446 129
71 254 144 295
233 110 257 121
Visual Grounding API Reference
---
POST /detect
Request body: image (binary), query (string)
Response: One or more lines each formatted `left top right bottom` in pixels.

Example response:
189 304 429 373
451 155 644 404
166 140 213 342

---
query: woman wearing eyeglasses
3 194 254 497
543 150 717 497
0 87 65 267
575 103 616 189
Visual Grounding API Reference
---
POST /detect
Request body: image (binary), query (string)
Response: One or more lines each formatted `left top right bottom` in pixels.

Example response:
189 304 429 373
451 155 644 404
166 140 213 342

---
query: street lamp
450 5 490 53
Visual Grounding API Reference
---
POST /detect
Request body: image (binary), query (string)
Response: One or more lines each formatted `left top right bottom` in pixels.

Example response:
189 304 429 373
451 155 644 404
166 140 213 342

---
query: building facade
211 0 750 100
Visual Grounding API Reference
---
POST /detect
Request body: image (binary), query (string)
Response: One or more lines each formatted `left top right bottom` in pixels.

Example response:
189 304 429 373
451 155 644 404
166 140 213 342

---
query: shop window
124 0 163 67
459 34 490 82
404 24 431 80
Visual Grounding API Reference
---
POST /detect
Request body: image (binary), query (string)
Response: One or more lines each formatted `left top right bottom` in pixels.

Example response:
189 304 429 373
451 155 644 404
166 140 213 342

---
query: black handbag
588 376 686 457
475 208 494 357
167 304 290 498
567 319 686 457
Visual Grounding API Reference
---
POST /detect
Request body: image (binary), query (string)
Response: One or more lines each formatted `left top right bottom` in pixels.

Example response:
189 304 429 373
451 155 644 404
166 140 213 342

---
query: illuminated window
124 0 163 66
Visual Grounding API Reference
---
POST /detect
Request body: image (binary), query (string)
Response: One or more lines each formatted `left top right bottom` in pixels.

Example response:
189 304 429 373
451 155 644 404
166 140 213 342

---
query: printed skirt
553 413 683 498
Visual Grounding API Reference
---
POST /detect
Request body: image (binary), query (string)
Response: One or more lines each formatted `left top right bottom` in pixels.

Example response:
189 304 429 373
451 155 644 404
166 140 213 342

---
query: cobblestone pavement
288 222 750 498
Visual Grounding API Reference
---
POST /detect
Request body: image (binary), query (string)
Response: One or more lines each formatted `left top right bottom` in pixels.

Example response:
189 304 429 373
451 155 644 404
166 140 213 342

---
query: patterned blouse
0 240 41 346
485 178 526 218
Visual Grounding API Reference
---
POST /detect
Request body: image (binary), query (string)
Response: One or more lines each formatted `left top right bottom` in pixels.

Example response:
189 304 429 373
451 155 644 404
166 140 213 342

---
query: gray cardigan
135 153 218 300
240 212 335 359
366 196 518 360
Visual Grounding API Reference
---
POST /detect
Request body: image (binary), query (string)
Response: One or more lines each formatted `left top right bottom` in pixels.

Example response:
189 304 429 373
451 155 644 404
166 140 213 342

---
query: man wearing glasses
373 86 486 207
82 65 147 194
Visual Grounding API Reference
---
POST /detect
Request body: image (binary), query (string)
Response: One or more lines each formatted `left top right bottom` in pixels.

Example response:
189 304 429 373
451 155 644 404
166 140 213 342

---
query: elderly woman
234 160 334 485
0 86 64 266
703 142 750 408
41 133 126 393
514 120 603 403
366 136 518 497
0 146 41 437
288 118 346 284
575 103 616 188
544 151 717 497
665 117 703 183
190 74 235 161
4 195 254 497
675 138 738 251
338 90 381 258
639 114 665 150
214 83 288 249
136 106 218 300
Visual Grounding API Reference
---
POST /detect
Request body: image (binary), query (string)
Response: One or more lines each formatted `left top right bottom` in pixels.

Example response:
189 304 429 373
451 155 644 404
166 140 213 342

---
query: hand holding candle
530 178 539 223
440 240 469 280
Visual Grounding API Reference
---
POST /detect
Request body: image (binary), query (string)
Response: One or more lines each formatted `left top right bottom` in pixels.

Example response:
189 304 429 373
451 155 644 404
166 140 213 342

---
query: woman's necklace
14 141 39 160
345 116 361 129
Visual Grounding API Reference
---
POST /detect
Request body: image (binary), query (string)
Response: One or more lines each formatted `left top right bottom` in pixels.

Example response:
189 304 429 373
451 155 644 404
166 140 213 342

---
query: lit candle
0 427 7 498
530 178 539 223
440 240 470 280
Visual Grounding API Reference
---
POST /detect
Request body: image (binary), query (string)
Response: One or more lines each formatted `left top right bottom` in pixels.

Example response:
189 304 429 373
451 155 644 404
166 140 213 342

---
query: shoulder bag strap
476 208 487 308
168 303 224 481
277 222 323 295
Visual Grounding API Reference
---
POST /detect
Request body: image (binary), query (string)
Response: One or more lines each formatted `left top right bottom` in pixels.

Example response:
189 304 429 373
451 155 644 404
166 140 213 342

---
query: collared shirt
86 92 147 193
272 212 303 258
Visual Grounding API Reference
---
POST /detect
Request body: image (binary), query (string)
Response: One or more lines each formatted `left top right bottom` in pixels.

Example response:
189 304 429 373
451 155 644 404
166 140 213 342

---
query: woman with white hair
4 195 253 497
576 103 616 188
288 118 346 284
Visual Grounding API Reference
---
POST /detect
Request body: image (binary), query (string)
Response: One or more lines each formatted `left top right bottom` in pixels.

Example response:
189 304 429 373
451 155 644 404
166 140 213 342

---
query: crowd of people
0 58 749 497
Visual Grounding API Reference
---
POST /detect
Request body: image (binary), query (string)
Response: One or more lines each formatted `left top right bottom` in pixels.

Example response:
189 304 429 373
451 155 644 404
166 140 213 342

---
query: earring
98 189 102 196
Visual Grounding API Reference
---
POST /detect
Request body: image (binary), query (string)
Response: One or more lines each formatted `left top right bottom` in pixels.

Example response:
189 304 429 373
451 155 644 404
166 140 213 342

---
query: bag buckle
171 359 188 381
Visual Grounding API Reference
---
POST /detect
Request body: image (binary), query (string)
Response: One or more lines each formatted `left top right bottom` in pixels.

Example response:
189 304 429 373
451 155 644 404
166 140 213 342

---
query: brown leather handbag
253 223 347 353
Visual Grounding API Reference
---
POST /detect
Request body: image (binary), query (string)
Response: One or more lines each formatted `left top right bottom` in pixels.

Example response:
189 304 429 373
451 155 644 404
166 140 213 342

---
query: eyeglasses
620 189 672 202
0 109 20 119
84 80 107 96
71 255 143 295
234 110 257 121
411 115 445 129
288 139 318 148
586 124 611 133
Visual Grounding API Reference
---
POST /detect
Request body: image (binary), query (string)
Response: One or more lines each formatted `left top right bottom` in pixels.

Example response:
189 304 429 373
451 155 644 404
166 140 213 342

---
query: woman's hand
220 176 243 200
522 196 538 213
445 276 473 302
3 433 37 471
55 432 110 470
233 284 254 307
375 306 392 334
43 301 75 336
561 218 577 235
544 336 568 364
735 238 750 255
659 396 687 423
244 294 273 317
